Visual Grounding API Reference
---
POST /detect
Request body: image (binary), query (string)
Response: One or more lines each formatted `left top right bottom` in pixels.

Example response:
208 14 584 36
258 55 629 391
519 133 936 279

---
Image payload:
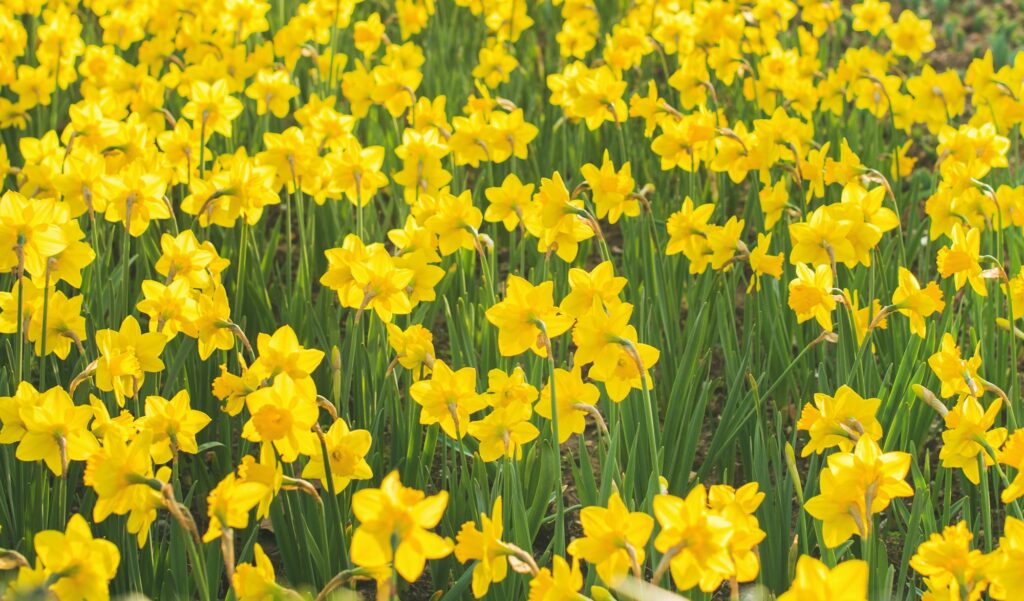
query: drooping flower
797 385 883 456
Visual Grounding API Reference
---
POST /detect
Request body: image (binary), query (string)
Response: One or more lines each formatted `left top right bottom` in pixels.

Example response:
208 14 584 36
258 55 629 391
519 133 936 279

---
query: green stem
39 261 52 390
539 324 565 556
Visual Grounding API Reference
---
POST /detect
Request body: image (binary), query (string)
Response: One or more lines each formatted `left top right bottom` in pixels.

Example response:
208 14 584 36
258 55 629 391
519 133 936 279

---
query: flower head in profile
455 497 509 598
386 323 436 378
936 223 986 296
928 333 983 398
232 543 301 601
0 381 40 444
747 233 784 292
204 461 270 543
989 516 1024 599
85 430 164 547
797 385 883 456
708 482 766 585
891 268 945 338
998 431 1024 503
522 172 595 263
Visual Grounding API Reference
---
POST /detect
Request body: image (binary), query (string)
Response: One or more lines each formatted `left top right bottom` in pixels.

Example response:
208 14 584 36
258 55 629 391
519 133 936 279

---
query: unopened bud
913 384 948 418
784 442 804 503
477 233 494 253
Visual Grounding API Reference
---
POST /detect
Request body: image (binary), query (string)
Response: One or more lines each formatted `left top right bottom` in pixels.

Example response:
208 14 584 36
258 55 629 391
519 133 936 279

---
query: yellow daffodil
567 492 653 586
351 470 453 583
779 556 867 601
485 275 574 357
455 497 508 598
301 417 373 493
788 263 837 331
797 385 883 456
910 521 987 601
939 395 1006 484
409 360 485 439
804 437 913 548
